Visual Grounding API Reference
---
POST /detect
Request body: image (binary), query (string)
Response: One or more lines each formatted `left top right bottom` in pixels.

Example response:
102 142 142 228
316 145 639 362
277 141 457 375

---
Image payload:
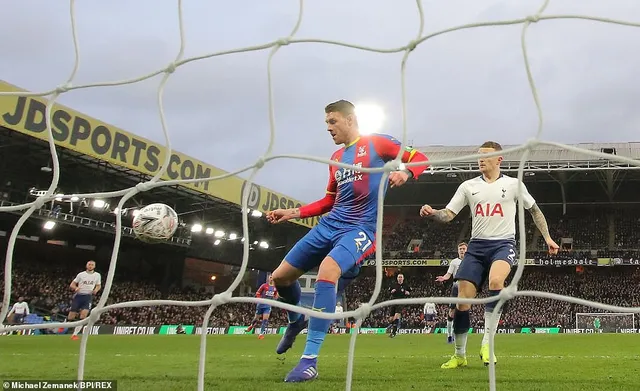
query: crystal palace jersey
256 283 277 301
321 134 427 233
445 175 536 240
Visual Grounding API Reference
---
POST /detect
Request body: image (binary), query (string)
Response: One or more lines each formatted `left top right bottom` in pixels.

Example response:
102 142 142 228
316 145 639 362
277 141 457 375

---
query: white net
2 0 640 390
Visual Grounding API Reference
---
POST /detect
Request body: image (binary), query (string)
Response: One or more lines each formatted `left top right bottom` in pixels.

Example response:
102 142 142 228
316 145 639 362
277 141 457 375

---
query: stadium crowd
3 256 639 331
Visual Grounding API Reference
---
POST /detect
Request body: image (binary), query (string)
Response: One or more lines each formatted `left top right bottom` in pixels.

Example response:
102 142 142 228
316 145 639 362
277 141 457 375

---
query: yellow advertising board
0 80 319 228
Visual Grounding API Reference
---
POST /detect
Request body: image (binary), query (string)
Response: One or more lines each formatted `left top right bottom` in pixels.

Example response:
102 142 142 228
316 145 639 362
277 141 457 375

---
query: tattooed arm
527 204 551 240
421 207 457 223
527 203 559 253
420 183 465 223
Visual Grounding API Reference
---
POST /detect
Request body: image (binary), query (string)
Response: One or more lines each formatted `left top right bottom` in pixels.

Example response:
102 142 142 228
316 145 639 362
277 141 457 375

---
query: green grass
1 334 640 391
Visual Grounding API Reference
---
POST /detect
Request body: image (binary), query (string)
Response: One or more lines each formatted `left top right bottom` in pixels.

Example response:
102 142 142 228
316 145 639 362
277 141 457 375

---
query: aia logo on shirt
474 203 504 217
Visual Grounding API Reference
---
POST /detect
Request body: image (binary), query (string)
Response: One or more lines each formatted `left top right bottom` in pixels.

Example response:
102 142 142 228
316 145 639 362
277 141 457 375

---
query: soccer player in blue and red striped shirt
266 99 429 383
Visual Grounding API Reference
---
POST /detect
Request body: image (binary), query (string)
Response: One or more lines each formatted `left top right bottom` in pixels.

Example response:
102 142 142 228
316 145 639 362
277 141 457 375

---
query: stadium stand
2 91 640 335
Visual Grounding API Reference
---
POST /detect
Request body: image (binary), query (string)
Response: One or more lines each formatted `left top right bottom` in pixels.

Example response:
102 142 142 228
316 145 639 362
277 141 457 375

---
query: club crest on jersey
335 162 363 186
357 146 367 157
501 188 506 198
475 203 504 217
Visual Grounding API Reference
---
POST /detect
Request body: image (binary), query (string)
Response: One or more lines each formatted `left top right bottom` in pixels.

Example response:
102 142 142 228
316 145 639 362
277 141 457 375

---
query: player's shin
301 280 336 359
275 281 302 323
482 289 503 346
446 315 454 337
260 319 269 335
453 309 471 357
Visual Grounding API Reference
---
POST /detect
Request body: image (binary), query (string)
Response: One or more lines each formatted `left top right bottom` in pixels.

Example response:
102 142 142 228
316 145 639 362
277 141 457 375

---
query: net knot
356 303 372 320
255 156 266 169
33 195 47 209
526 15 540 23
500 286 517 301
212 291 232 306
383 160 402 173
276 38 291 46
406 39 419 52
56 83 71 94
135 182 153 192
165 62 177 74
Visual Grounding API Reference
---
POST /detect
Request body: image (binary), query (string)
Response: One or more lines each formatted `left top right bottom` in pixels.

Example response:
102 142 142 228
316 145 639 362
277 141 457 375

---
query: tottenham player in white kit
68 260 102 340
435 242 467 344
420 141 558 369
423 302 437 330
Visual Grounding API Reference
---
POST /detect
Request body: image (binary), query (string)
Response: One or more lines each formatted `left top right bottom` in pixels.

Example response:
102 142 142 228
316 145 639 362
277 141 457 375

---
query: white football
132 203 179 242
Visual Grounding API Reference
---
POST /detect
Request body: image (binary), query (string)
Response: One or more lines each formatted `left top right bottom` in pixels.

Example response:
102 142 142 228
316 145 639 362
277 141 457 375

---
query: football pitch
1 334 639 391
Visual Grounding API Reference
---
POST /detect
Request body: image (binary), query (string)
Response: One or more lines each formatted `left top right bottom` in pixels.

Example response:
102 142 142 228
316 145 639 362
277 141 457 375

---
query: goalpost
2 1 640 391
575 312 636 333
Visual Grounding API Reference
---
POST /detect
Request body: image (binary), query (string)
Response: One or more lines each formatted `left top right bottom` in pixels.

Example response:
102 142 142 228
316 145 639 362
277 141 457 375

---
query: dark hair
480 141 502 151
325 100 355 116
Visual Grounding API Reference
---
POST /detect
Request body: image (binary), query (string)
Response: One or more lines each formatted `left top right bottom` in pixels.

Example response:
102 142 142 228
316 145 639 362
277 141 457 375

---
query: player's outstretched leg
480 260 510 366
446 311 455 344
272 261 307 355
441 280 475 369
246 316 259 333
284 257 340 383
259 317 269 339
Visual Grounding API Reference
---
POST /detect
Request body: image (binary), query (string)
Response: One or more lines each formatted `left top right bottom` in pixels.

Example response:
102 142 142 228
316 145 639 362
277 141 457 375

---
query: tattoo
431 209 456 223
528 204 551 241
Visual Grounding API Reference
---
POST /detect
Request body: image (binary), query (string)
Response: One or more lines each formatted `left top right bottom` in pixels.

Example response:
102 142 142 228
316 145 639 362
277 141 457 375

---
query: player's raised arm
521 183 559 254
370 134 429 188
435 272 452 282
266 165 337 224
420 182 467 223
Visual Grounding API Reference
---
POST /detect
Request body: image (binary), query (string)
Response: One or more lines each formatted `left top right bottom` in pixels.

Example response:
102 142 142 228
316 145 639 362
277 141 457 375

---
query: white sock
72 326 82 336
446 320 454 337
482 311 502 346
454 332 467 356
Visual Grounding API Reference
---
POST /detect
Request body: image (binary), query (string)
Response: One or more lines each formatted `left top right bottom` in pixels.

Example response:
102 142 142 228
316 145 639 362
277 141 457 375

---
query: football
132 203 179 242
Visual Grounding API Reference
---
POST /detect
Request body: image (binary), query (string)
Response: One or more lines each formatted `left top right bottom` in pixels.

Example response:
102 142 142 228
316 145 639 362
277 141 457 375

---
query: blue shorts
425 313 436 322
285 221 376 275
13 314 25 324
455 238 516 290
449 282 459 310
71 294 93 312
255 304 271 316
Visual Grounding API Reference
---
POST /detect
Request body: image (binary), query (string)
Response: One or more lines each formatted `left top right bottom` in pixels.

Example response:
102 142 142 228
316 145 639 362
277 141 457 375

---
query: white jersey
447 258 462 279
73 271 101 295
423 302 437 315
446 175 535 240
11 302 29 315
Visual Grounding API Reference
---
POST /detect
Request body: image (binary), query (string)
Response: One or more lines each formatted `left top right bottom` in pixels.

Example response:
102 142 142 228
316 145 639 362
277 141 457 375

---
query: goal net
1 1 640 391
575 313 636 333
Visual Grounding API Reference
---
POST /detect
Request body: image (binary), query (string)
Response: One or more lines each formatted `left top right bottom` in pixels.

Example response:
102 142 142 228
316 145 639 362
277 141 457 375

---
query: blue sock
260 319 268 334
275 281 301 323
302 280 336 359
453 309 470 334
485 289 501 313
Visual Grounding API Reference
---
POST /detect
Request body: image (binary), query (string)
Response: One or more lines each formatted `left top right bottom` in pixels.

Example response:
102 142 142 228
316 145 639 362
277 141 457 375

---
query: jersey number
354 232 372 253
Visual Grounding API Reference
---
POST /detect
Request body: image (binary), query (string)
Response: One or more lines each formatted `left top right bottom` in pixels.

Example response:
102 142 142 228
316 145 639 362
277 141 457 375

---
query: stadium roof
413 142 640 174
0 80 309 271
416 142 640 163
0 80 318 230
